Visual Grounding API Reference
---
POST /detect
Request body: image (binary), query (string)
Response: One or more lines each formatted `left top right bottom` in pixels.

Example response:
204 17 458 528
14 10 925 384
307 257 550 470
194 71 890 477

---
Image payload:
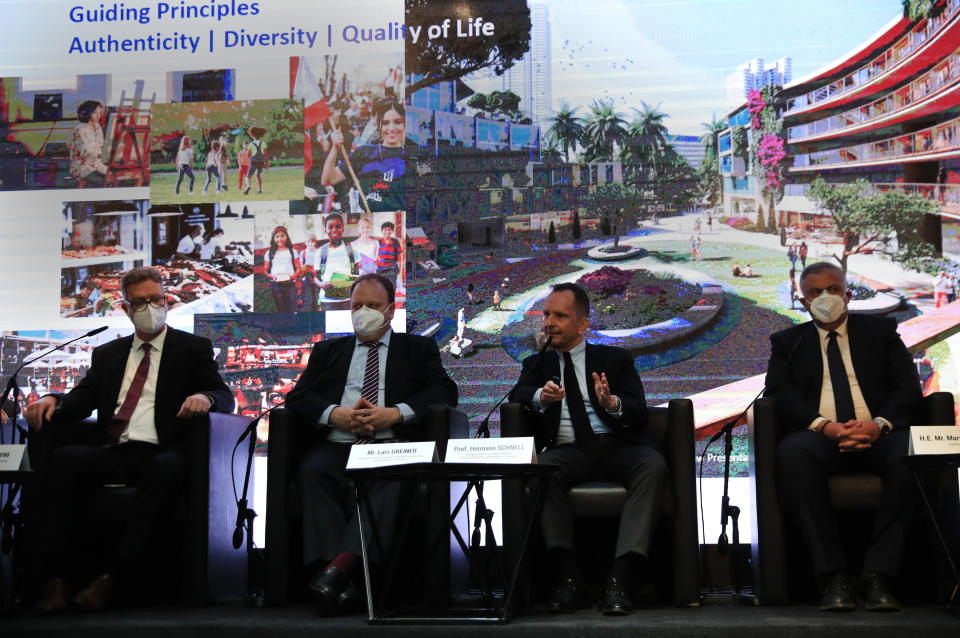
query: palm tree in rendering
699 114 725 164
698 114 726 207
622 102 673 182
583 99 628 162
547 102 584 163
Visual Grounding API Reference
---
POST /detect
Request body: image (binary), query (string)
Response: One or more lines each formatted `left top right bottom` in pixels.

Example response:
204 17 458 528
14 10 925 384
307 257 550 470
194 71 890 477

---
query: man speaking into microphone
24 267 233 613
509 282 664 616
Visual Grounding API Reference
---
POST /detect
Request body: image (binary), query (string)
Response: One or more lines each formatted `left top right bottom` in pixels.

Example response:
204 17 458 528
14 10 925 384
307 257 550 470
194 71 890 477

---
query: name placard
0 444 30 472
445 437 537 464
908 426 960 455
346 441 437 469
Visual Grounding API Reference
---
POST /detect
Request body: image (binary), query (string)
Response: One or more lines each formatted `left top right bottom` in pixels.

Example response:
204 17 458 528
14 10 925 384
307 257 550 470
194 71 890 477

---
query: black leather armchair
21 411 251 605
263 405 469 605
749 391 956 604
499 399 700 607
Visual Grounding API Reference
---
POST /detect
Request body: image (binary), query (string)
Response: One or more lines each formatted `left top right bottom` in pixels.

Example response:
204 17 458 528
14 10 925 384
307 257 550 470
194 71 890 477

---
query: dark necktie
108 343 152 445
356 341 381 443
562 351 596 450
826 331 855 422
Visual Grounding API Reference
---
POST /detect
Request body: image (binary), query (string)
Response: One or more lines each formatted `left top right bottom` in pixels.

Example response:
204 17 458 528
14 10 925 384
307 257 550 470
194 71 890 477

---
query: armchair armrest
265 408 300 605
749 397 787 605
500 402 532 439
664 398 699 606
920 391 955 425
424 404 469 458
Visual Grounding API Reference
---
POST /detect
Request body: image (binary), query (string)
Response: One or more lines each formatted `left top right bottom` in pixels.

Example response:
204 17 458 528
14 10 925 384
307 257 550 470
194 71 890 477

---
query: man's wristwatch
873 418 891 436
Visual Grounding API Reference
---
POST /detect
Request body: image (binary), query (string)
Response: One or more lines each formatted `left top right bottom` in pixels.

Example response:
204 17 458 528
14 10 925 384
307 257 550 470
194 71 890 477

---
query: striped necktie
356 340 381 443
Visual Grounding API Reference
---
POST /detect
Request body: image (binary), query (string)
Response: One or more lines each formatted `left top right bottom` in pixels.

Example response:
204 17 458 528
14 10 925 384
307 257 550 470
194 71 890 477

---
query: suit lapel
797 322 823 393
328 337 355 401
384 333 405 405
155 328 178 411
584 343 600 412
104 335 134 409
845 315 868 388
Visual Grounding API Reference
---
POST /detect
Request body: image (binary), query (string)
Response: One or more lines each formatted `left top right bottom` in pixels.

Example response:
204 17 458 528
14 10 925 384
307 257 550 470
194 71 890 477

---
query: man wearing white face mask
24 266 233 613
286 272 458 614
764 262 922 613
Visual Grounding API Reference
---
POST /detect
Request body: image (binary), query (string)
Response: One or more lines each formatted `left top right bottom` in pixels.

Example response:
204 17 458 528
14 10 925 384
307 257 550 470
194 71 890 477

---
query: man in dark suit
509 282 665 616
24 266 234 612
765 261 922 612
286 272 458 614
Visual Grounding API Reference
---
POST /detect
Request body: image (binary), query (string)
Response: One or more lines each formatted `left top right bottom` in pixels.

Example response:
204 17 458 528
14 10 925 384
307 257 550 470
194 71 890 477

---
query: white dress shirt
808 318 889 431
532 340 619 445
322 329 415 442
115 327 167 445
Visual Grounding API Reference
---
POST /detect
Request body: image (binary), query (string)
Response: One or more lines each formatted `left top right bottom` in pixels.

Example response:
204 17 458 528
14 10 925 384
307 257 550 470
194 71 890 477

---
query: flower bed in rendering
578 266 702 330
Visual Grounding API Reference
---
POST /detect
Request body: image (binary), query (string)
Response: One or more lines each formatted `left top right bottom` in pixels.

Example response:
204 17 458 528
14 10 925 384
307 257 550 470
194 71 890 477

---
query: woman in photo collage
69 100 108 187
309 98 414 213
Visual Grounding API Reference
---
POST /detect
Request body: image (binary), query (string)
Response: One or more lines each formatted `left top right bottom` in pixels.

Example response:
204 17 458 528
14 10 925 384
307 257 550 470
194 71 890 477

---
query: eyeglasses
125 296 165 311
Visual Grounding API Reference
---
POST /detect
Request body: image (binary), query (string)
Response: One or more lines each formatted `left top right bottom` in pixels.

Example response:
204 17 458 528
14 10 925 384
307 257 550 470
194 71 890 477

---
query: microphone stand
702 395 760 606
0 325 107 610
468 336 553 601
231 403 278 607
702 335 803 606
469 385 510 602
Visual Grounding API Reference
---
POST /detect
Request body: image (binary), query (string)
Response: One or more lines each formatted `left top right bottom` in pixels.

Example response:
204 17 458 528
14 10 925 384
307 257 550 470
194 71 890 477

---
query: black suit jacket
509 342 648 450
285 332 458 440
764 314 922 432
53 327 234 447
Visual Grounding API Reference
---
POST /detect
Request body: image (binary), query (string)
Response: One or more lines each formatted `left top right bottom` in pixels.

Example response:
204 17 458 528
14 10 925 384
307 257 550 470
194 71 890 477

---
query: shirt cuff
808 417 828 432
532 389 546 413
319 404 337 426
604 395 623 417
396 403 415 423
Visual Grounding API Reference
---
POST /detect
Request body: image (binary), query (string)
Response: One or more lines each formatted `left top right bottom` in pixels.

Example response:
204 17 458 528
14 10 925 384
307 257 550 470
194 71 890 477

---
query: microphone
232 399 284 550
0 326 109 427
707 333 804 445
712 332 804 553
474 335 552 439
232 347 341 549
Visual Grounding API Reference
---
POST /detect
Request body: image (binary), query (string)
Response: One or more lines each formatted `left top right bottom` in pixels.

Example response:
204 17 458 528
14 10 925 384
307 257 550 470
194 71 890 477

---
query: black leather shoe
336 577 365 615
36 578 70 614
547 576 582 613
308 565 350 610
598 577 633 616
819 573 855 612
861 572 901 612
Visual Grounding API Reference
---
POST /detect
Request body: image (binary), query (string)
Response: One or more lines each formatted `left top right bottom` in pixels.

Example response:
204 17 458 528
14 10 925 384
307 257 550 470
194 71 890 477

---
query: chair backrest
646 405 669 452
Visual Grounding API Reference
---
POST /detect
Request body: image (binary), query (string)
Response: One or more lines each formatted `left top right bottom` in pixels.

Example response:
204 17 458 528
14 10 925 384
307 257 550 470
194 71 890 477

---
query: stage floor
4 603 959 637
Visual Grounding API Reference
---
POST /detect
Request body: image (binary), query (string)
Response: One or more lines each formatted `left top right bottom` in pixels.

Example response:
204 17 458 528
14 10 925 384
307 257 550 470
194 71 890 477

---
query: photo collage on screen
1 49 411 444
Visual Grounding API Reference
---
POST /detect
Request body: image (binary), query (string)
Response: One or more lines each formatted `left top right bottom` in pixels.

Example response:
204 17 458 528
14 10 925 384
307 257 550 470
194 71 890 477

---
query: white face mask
352 305 388 336
130 304 167 334
808 292 846 324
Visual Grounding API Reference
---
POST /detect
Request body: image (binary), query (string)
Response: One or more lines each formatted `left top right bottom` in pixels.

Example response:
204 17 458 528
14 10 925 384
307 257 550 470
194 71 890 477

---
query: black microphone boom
707 334 804 445
0 326 109 423
474 335 552 439
232 400 282 550
712 332 804 554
